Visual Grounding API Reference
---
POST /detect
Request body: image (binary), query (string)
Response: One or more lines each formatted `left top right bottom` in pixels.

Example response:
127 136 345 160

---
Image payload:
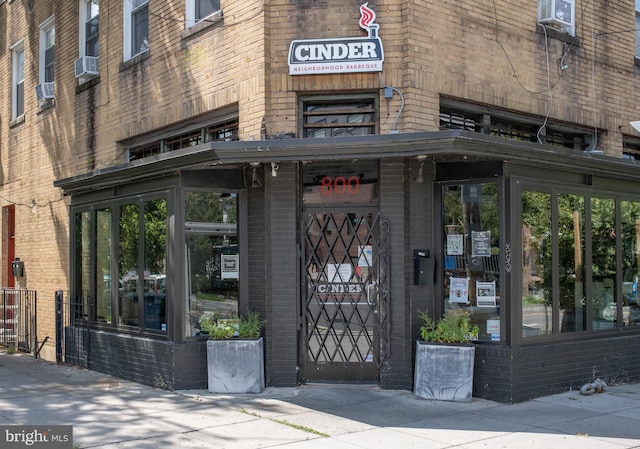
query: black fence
0 289 37 354
55 290 90 368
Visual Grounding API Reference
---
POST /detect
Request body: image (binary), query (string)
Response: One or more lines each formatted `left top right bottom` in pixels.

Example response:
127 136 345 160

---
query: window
74 196 167 332
301 96 377 138
636 0 640 59
39 17 55 84
119 199 167 330
440 100 594 151
80 0 99 57
442 183 501 342
185 192 238 337
11 41 25 119
127 118 239 161
124 0 148 60
521 189 640 337
186 0 221 27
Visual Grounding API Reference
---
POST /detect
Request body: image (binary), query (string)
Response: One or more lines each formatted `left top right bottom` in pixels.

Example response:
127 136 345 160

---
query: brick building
2 0 640 402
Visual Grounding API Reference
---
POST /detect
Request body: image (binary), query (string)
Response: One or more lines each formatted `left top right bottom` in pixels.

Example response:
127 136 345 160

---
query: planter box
414 340 475 402
207 337 264 393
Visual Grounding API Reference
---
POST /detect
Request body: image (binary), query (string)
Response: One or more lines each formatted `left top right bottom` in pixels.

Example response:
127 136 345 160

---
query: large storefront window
521 189 640 337
521 191 552 336
622 200 640 326
591 197 616 330
442 183 500 342
74 196 167 332
96 208 112 324
74 211 91 321
185 192 238 337
558 194 585 333
118 198 167 330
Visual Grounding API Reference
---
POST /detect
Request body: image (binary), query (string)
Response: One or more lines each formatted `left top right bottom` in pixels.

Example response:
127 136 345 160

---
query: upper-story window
80 0 99 57
40 17 55 84
124 0 148 60
11 40 25 120
300 96 377 138
538 0 575 36
636 0 640 60
127 119 239 161
439 99 594 151
186 0 221 27
35 17 55 105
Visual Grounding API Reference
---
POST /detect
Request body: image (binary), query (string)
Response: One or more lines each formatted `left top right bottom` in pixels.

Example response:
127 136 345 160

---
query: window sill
9 115 25 128
181 10 223 40
120 49 150 72
537 24 580 46
37 98 56 113
76 75 100 94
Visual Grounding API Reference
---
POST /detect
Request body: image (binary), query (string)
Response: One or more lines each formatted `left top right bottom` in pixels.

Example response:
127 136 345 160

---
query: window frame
39 16 56 84
79 0 99 58
11 40 25 120
123 0 149 61
516 179 640 344
299 94 379 139
636 0 640 60
72 192 170 335
185 0 222 28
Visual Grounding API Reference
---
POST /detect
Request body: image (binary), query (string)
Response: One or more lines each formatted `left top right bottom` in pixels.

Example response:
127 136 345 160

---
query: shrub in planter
200 311 266 393
414 310 478 402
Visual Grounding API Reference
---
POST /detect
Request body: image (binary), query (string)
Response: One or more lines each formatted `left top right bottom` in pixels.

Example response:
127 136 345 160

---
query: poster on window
358 245 373 267
328 264 353 283
449 277 469 304
447 234 464 256
471 231 491 257
476 281 496 307
221 254 239 279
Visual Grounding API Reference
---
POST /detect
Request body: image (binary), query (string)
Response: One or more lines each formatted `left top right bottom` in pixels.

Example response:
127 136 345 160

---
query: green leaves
419 310 478 344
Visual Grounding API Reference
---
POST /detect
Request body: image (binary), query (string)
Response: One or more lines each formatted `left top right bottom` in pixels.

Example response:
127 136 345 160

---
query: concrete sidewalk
1 351 640 448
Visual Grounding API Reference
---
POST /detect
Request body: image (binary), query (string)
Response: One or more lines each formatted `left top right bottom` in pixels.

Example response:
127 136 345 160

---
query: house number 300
320 176 361 195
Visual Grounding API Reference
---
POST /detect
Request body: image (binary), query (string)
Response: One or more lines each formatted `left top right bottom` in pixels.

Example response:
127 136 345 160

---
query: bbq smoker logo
288 3 384 75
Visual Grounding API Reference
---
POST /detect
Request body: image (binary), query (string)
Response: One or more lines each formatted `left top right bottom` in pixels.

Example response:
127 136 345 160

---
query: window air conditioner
35 82 55 102
74 56 99 78
538 0 574 29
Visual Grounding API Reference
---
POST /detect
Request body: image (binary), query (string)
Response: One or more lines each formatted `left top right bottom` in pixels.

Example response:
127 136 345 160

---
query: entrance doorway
301 209 389 382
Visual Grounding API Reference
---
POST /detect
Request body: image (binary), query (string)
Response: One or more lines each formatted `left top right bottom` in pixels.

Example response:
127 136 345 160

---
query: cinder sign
288 3 384 75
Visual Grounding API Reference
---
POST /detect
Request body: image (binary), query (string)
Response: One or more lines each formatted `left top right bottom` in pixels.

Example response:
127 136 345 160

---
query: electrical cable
537 23 553 144
378 73 405 133
491 0 582 96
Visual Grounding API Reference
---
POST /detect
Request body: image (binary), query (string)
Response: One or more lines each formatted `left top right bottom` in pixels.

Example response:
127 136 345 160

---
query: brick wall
475 334 640 403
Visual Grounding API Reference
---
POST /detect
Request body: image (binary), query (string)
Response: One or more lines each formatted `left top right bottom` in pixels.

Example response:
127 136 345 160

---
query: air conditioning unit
74 55 99 78
35 82 55 102
538 0 574 29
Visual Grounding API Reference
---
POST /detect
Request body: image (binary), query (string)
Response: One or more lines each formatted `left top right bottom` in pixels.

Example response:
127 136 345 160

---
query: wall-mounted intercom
414 250 434 285
12 258 24 277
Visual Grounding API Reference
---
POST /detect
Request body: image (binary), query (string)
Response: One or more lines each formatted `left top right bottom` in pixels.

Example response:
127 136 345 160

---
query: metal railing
55 290 90 368
0 289 37 354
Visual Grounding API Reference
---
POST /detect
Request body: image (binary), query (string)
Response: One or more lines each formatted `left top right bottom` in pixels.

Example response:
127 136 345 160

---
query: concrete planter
206 337 264 393
413 340 475 402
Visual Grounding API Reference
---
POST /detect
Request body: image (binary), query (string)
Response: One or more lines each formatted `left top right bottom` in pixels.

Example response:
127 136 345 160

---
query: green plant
238 310 265 338
199 310 264 339
198 312 238 339
419 311 478 344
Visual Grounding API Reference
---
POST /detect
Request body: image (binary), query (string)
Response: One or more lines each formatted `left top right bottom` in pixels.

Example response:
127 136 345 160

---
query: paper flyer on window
476 281 496 307
447 234 464 255
449 277 469 304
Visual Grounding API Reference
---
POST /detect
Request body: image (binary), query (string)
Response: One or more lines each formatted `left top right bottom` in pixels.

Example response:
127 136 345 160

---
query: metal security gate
302 209 389 383
55 290 90 368
0 289 36 354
